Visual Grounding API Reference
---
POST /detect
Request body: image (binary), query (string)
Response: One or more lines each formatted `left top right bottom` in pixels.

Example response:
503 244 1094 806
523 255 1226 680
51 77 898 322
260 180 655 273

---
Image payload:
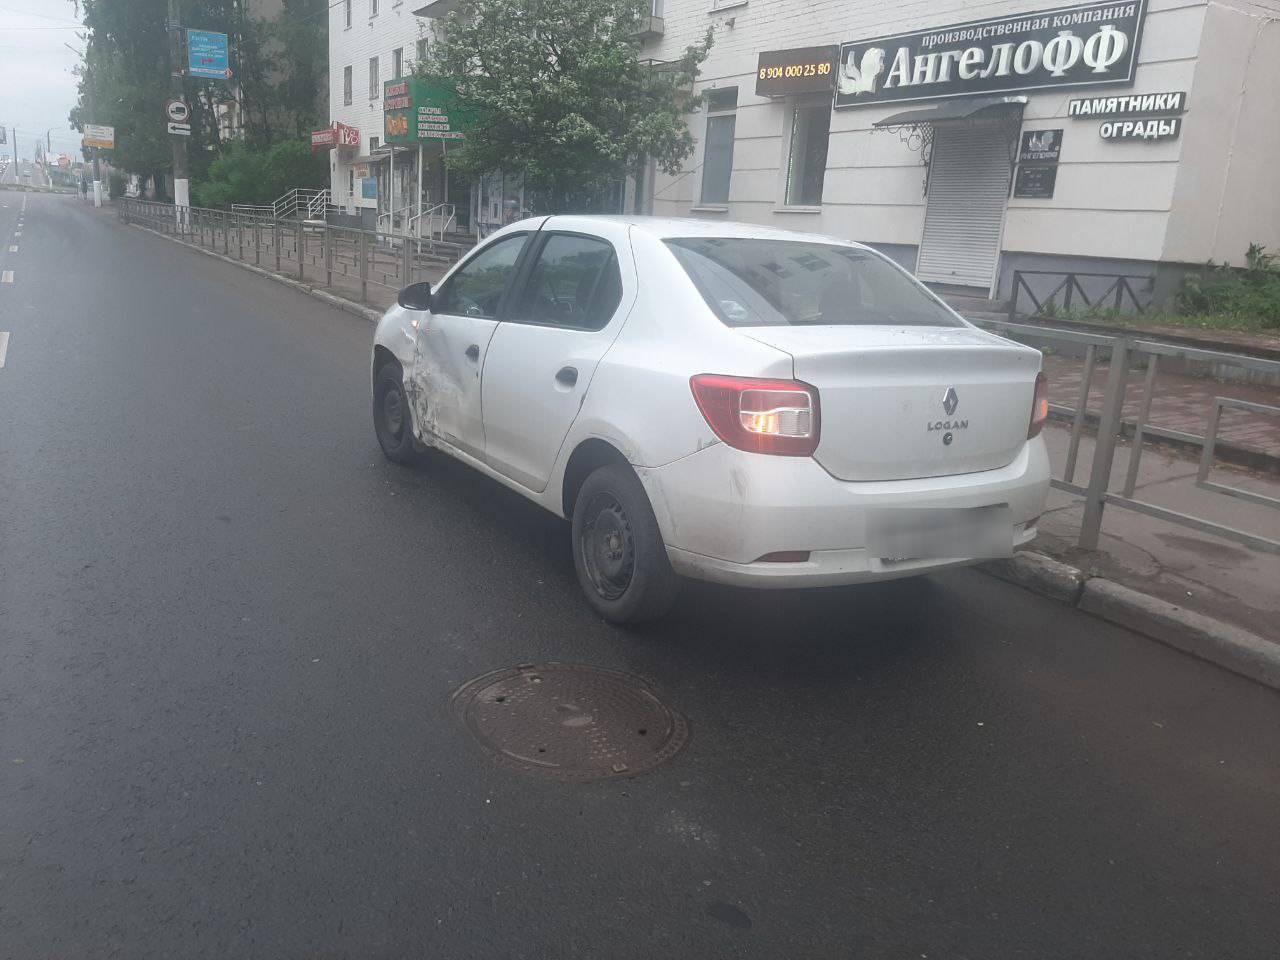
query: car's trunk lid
741 325 1042 481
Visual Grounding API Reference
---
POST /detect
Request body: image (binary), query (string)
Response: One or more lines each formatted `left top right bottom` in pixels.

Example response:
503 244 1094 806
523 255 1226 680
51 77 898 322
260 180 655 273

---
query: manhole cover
452 663 688 781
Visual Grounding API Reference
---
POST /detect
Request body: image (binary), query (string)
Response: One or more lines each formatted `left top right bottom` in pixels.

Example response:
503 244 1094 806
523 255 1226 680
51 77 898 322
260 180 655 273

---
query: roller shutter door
915 122 1012 289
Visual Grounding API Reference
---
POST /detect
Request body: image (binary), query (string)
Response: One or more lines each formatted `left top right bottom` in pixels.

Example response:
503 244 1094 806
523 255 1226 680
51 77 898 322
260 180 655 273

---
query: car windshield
666 237 963 328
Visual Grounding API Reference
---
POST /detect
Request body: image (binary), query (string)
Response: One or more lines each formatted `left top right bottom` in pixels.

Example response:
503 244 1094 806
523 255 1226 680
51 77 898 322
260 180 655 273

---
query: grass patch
1029 245 1280 336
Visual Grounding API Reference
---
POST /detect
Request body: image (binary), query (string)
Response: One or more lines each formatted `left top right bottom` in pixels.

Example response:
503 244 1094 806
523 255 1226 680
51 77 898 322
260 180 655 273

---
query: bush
1176 244 1280 329
108 171 126 199
192 139 328 210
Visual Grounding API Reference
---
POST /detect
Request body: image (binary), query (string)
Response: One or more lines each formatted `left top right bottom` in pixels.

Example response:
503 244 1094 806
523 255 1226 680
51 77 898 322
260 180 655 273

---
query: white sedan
372 216 1050 623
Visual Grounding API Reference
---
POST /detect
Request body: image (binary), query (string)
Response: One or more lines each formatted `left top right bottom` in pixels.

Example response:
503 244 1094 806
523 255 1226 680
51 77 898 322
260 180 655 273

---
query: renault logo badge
942 386 959 416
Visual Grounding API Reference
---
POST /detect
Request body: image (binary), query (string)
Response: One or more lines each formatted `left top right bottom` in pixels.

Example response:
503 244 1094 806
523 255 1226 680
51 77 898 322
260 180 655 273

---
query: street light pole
167 0 189 226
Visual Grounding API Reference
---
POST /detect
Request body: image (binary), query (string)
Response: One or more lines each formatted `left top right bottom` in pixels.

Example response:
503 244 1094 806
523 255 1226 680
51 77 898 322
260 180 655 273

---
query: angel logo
838 47 886 97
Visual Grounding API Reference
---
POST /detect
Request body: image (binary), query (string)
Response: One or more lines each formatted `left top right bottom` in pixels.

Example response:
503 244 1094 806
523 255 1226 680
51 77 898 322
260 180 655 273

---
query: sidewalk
1034 421 1279 639
1041 351 1280 465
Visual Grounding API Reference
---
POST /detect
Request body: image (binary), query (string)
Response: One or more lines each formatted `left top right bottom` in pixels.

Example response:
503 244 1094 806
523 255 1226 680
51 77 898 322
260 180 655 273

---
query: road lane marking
0 332 8 367
1 271 13 283
7 245 16 253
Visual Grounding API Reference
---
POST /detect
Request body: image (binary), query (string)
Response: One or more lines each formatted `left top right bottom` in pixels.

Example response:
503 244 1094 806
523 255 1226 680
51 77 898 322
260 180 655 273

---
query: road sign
165 99 190 123
166 122 192 137
83 124 115 149
187 29 230 79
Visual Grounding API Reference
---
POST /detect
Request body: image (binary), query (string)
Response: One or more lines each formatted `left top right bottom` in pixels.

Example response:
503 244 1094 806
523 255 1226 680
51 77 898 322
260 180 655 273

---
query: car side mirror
397 281 432 311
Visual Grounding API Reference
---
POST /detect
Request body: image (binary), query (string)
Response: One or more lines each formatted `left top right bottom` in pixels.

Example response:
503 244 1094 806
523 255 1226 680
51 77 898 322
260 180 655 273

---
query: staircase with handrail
231 187 329 221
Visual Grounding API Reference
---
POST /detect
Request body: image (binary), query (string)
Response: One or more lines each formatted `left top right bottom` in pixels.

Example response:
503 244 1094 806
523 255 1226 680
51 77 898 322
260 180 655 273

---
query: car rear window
665 237 963 328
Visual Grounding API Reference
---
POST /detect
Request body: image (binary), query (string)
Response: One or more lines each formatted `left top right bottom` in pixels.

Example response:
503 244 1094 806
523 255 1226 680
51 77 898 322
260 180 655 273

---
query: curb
981 551 1280 690
125 221 382 324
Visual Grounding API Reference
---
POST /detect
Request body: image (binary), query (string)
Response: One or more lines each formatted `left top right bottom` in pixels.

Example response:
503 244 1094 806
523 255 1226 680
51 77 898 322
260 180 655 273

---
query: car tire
373 362 416 465
572 463 680 624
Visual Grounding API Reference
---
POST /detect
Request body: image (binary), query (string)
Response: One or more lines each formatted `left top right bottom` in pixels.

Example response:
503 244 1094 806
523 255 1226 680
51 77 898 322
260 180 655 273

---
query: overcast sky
0 0 88 160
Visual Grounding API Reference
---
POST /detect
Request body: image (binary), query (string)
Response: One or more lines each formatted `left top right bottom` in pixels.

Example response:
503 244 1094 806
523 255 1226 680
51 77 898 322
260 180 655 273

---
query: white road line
0 332 8 368
7 245 16 253
1 271 13 283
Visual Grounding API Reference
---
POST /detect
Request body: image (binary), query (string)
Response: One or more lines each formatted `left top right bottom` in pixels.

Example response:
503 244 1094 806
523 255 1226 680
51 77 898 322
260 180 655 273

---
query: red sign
310 123 361 153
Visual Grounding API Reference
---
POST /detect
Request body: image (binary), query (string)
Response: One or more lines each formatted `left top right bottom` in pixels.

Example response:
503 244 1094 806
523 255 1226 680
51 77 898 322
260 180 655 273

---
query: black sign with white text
835 0 1146 108
756 46 839 98
1020 129 1063 162
1014 164 1059 198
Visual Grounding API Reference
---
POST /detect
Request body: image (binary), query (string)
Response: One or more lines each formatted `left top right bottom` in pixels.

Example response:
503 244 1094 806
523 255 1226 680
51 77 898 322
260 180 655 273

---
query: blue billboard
187 29 230 79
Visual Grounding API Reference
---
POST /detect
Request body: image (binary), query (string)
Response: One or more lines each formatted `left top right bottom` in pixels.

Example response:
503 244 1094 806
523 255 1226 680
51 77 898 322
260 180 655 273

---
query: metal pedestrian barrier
972 318 1280 556
115 198 467 307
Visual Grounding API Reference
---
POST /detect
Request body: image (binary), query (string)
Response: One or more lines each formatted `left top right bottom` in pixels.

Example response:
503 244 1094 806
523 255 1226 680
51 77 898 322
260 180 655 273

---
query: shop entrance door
915 121 1012 292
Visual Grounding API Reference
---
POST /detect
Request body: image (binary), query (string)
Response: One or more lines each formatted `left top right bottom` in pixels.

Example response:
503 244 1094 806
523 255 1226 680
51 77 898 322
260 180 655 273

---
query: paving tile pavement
1042 353 1280 459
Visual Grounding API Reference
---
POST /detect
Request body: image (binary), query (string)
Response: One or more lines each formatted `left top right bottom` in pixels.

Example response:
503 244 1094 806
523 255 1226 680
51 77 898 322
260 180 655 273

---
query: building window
370 136 380 151
370 0 379 15
368 56 379 100
700 88 737 206
343 65 352 105
785 101 831 207
344 0 351 27
393 47 403 80
416 37 427 64
348 169 355 198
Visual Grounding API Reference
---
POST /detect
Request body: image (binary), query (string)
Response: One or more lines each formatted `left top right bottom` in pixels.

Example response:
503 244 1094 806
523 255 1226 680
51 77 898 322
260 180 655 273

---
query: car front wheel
572 463 680 624
373 362 416 464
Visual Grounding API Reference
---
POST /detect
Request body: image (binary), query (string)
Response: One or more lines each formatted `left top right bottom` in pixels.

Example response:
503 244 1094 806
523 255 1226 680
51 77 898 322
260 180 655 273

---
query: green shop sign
383 78 473 144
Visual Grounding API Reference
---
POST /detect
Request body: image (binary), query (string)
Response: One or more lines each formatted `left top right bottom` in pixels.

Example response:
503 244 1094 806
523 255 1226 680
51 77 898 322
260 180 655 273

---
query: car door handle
465 344 480 361
555 366 578 387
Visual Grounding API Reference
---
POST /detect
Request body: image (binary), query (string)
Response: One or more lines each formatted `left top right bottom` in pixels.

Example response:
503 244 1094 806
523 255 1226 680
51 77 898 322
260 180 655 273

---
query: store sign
83 124 115 149
383 78 474 143
755 46 839 97
1014 164 1059 198
310 123 360 153
1069 90 1184 116
1100 117 1180 140
1019 128 1062 163
187 29 231 80
835 0 1146 108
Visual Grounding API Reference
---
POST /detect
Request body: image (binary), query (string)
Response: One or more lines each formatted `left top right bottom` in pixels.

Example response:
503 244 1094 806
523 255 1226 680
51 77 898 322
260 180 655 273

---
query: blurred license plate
866 505 1013 561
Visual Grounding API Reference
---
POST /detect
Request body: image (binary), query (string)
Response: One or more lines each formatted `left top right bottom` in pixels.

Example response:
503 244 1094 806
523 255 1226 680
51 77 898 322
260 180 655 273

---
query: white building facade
640 0 1280 302
327 0 436 230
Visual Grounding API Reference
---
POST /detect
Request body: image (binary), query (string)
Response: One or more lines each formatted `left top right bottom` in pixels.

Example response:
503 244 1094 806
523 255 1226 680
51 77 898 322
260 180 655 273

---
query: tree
69 0 327 194
424 0 712 212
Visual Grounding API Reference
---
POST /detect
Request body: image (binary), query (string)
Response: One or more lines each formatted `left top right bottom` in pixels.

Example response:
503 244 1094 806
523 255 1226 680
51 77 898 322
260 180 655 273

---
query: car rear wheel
373 362 416 464
572 463 680 624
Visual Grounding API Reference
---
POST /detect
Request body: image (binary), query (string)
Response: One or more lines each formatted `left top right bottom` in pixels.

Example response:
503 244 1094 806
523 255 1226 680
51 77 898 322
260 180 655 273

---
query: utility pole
167 0 189 225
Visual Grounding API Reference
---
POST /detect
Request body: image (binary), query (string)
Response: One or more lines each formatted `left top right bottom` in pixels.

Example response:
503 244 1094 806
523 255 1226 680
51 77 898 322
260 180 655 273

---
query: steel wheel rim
580 493 635 601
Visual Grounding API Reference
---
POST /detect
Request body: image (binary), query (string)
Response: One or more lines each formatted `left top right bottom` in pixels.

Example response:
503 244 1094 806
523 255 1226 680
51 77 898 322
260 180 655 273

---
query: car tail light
1028 371 1049 438
690 374 820 456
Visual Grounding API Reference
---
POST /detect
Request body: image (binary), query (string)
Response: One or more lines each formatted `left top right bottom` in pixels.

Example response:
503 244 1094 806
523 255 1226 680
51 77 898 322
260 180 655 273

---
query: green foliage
70 0 327 181
1176 244 1280 330
108 170 127 199
191 139 327 209
423 0 712 212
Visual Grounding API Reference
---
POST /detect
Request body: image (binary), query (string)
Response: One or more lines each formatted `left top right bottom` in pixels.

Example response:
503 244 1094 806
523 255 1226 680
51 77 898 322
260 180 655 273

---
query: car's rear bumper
637 438 1050 588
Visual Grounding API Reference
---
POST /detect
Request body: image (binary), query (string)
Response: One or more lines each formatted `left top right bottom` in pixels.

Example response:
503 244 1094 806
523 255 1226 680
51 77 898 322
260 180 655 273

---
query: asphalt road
2 194 1279 960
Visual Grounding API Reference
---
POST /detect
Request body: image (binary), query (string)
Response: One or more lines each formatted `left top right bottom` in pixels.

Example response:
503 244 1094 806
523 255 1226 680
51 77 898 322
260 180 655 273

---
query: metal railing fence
972 318 1280 556
1009 270 1154 319
118 198 467 306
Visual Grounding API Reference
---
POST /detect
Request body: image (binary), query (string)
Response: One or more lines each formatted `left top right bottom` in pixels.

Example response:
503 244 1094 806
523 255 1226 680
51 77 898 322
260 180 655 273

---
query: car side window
517 234 623 331
433 234 529 319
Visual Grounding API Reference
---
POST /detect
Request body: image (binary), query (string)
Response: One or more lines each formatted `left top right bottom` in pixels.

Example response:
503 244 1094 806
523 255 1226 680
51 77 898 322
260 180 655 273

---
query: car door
410 231 532 459
480 229 632 492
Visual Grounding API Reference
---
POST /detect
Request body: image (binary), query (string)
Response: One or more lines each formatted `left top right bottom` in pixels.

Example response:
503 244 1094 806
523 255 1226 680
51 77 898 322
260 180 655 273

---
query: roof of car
527 214 870 248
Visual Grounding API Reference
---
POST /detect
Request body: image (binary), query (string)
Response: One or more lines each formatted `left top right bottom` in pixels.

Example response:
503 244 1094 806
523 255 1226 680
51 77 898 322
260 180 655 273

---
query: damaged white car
372 216 1050 623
